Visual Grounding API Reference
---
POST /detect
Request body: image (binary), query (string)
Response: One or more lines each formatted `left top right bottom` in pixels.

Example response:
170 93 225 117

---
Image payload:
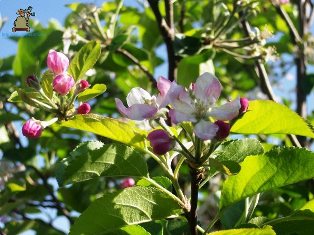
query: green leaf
177 49 215 87
104 225 150 235
231 100 314 138
40 70 54 99
220 147 314 209
57 141 148 185
207 226 275 235
7 182 26 192
61 114 147 149
68 41 101 81
214 139 264 163
69 186 182 235
137 176 172 189
8 91 21 103
261 199 314 235
77 84 107 102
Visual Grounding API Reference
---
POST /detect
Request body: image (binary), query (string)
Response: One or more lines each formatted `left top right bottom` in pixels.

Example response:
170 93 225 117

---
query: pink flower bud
26 75 40 90
79 80 90 91
147 129 173 155
22 119 43 138
214 120 230 140
120 178 135 188
47 50 69 75
53 74 75 95
239 98 249 114
77 103 91 114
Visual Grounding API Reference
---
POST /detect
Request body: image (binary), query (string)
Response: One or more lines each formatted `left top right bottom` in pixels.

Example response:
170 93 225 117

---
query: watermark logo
12 6 35 32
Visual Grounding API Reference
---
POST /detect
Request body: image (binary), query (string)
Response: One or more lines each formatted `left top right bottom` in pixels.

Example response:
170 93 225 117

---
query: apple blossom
22 119 43 138
147 129 173 155
120 178 135 188
79 80 90 91
115 87 158 120
214 120 230 140
53 74 75 95
169 72 241 140
239 97 249 114
77 103 91 114
47 50 69 75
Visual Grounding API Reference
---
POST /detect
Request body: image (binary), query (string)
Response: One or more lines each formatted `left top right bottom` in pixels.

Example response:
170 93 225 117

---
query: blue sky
0 0 141 57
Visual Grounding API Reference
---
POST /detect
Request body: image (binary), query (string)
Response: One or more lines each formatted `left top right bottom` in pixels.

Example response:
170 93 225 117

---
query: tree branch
27 165 74 224
116 48 157 87
239 10 301 147
147 0 177 81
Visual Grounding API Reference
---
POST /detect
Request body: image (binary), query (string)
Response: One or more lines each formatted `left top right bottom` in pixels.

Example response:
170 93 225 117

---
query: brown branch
116 48 157 87
27 165 74 224
147 0 177 82
295 0 308 146
179 0 186 33
188 167 200 235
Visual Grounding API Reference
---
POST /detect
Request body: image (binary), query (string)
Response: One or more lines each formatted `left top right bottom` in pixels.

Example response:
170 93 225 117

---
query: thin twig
116 48 156 87
27 165 74 224
239 10 301 147
147 0 177 81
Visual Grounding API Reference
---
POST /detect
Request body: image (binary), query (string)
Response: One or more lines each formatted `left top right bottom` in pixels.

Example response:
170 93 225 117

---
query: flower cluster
116 72 249 155
22 50 93 139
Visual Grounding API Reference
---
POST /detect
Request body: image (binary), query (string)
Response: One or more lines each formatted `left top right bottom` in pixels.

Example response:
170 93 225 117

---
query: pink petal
157 81 184 108
209 98 241 121
115 98 157 120
194 120 218 140
194 72 222 105
169 109 197 124
157 76 171 96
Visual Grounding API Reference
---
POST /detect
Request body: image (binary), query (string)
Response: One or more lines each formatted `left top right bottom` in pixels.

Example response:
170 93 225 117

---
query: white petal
209 98 241 121
194 72 222 105
126 87 152 106
169 109 197 124
194 120 218 140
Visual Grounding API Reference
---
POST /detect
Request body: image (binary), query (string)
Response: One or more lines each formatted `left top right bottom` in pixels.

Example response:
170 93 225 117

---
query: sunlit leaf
69 186 182 235
220 147 314 209
77 84 107 102
57 141 148 185
231 100 314 138
61 114 148 149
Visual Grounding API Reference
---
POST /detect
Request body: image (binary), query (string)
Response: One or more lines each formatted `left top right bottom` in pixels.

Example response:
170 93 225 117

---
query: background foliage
1 0 314 234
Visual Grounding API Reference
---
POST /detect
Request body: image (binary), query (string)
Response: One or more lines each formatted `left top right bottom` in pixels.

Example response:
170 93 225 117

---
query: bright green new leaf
7 183 26 192
57 141 148 185
207 226 275 235
104 225 150 235
68 41 101 81
77 84 107 102
61 114 148 149
220 147 314 209
177 49 215 87
8 91 21 103
69 186 182 235
214 139 264 163
40 71 54 99
231 100 314 138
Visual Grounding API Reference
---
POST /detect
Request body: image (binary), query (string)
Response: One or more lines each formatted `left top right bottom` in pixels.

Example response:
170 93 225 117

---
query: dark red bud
79 80 90 91
120 178 135 188
77 103 91 114
147 129 173 155
214 120 230 140
26 75 40 90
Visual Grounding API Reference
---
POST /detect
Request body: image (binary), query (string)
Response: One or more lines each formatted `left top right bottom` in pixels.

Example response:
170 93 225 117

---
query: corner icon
12 6 35 32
